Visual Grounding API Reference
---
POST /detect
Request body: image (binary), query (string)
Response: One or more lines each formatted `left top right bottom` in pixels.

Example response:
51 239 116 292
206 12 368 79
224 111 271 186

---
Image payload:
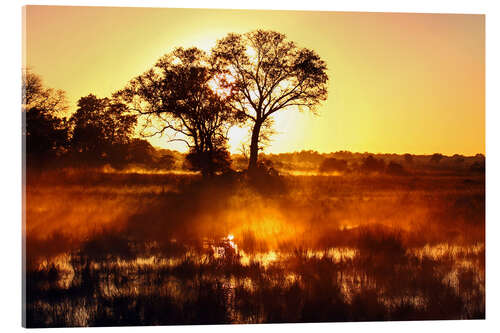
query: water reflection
27 237 485 326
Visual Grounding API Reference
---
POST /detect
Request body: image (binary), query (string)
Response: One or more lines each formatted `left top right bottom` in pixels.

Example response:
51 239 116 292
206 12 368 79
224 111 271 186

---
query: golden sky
24 6 485 155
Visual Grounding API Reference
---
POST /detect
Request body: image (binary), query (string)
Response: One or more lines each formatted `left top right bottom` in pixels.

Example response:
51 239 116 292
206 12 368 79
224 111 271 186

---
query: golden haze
24 6 485 156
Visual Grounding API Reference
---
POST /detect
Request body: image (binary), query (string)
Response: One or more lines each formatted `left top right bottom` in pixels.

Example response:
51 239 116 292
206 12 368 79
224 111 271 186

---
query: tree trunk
248 121 262 171
206 144 214 178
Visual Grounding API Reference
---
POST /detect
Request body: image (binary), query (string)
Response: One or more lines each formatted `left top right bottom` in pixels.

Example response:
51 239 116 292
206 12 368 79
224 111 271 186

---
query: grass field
24 168 485 326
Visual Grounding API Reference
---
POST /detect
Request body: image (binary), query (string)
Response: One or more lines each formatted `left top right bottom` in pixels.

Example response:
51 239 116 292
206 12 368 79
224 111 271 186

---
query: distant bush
185 148 232 176
357 228 406 258
126 139 156 165
386 161 407 176
154 153 175 170
403 153 413 164
452 154 465 165
430 153 444 164
319 158 348 173
469 161 485 173
360 155 385 173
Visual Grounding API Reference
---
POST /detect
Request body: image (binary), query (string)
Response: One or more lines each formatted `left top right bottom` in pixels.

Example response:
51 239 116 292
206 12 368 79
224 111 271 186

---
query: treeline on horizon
243 150 486 175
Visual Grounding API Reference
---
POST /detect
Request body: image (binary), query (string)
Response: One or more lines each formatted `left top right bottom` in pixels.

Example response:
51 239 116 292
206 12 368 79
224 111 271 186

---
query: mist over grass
24 155 485 326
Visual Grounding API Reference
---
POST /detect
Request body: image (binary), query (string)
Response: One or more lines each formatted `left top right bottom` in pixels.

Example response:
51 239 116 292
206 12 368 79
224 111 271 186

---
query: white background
1 0 499 332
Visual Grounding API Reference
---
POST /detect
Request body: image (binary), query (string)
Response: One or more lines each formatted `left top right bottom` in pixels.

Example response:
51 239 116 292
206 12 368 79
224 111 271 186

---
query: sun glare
208 73 235 98
227 126 249 154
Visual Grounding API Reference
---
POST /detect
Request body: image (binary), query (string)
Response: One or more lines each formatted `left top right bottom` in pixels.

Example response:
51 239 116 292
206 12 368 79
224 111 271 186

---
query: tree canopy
23 69 68 116
69 94 137 167
22 70 70 168
212 30 329 171
115 47 238 176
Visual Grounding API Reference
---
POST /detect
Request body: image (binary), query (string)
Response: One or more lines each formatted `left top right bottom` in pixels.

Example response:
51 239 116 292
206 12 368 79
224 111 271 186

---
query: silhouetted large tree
116 47 237 176
212 30 329 171
22 70 70 168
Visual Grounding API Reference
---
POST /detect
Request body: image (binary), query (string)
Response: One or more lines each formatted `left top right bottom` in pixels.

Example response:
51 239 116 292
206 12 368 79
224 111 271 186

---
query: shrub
360 155 385 173
319 158 348 173
386 161 407 176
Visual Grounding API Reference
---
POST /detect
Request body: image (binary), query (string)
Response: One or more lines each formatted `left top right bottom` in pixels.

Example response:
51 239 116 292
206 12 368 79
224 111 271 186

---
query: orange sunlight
24 6 484 155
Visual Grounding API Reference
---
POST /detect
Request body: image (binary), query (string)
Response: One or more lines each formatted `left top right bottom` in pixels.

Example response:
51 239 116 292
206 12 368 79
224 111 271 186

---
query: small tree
360 155 385 173
212 30 329 171
69 94 136 167
452 154 465 165
403 153 414 164
155 153 176 171
126 138 157 166
22 70 70 169
430 153 444 164
23 69 68 116
116 47 237 177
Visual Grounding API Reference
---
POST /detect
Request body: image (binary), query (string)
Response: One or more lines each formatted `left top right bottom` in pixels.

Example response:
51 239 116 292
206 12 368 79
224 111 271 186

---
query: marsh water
24 170 485 326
